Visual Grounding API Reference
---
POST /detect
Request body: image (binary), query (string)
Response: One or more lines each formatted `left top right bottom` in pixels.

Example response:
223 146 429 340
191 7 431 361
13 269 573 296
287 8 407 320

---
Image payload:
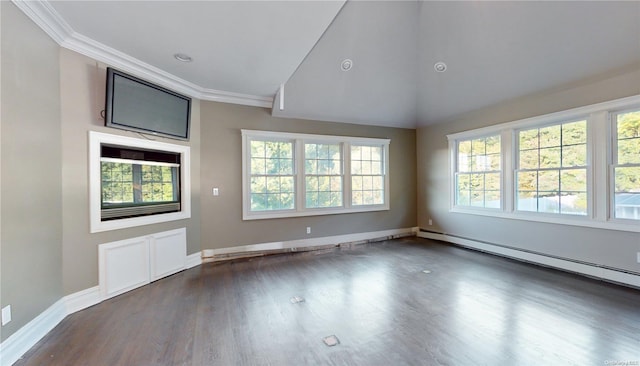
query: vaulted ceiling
14 1 640 128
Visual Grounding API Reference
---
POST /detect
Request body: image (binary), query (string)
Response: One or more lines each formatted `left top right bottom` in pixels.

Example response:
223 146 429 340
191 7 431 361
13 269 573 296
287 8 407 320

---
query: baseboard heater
417 228 640 289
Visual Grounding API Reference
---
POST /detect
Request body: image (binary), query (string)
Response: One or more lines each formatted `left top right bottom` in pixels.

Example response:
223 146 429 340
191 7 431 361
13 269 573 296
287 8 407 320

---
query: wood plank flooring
14 237 640 365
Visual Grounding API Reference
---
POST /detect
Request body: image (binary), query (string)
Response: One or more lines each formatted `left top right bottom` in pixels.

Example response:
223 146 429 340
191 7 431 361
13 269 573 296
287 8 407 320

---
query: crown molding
11 0 274 108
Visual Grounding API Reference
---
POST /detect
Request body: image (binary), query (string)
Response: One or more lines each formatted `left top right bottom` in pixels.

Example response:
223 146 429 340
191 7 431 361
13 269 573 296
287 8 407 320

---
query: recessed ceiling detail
434 62 447 73
174 53 192 63
341 59 353 72
12 0 640 128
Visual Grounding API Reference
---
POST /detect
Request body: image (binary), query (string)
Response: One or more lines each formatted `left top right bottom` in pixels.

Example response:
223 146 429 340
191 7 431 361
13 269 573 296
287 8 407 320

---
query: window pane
517 121 587 215
519 129 539 150
517 171 537 192
560 169 586 193
519 149 538 169
614 111 640 220
485 173 501 190
617 111 640 139
458 140 471 172
517 191 537 212
538 170 559 192
539 125 561 148
560 192 587 215
539 147 561 168
485 191 501 208
538 195 559 214
562 144 587 167
617 139 640 165
351 144 385 206
615 167 640 193
615 193 640 220
249 139 295 212
562 120 587 145
471 138 486 155
455 135 501 209
306 142 343 209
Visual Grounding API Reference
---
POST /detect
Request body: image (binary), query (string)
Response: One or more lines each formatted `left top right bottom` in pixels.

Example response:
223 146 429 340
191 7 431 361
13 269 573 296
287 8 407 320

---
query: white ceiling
16 1 640 128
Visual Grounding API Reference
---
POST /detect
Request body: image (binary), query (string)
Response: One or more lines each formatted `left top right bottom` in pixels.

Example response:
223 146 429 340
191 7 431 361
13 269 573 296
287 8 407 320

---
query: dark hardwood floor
15 237 640 365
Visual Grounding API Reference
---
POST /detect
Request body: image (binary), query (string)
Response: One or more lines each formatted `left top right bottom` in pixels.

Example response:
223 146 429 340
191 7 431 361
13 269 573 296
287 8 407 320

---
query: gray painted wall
0 2 63 342
200 102 417 249
59 49 202 295
417 65 640 273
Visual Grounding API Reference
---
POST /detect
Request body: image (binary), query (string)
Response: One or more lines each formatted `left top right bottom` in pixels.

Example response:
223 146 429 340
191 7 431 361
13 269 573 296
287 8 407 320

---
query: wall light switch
213 188 219 196
2 305 11 326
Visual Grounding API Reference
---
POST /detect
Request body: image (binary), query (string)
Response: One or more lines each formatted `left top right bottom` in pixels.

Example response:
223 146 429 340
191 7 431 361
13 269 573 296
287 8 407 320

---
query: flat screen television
105 67 191 141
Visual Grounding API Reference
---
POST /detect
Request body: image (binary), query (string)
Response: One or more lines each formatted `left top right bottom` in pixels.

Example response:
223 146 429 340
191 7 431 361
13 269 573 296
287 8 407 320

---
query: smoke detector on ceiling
434 62 447 72
341 59 353 72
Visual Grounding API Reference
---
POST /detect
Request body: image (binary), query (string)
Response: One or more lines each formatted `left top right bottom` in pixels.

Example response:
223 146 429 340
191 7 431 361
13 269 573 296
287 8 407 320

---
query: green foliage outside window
456 135 501 208
101 162 177 206
352 145 384 205
517 120 587 215
250 140 295 211
614 111 640 220
305 143 342 208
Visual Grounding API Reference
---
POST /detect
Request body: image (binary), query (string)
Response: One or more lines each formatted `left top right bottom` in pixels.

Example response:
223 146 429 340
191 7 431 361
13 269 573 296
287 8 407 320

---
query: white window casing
447 94 640 233
89 131 191 233
242 130 390 220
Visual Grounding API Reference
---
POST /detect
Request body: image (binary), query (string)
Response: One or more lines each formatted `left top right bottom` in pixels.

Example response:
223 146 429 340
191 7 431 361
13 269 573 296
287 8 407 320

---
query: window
101 145 180 220
242 130 389 220
249 139 295 211
90 132 191 233
516 120 587 215
351 145 386 206
454 135 501 208
612 109 640 220
305 143 343 208
447 94 640 232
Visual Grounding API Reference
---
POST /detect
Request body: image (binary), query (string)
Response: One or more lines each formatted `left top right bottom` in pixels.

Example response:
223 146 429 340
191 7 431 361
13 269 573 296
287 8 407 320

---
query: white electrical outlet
428 219 433 226
637 252 640 264
306 227 311 234
2 305 11 326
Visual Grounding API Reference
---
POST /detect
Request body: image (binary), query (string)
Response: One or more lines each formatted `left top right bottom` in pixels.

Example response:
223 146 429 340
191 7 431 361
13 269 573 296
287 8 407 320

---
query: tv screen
105 68 191 141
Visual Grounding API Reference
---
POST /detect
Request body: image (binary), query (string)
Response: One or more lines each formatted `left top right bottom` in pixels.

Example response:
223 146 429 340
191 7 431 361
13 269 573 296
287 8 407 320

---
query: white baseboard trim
0 229 418 365
185 252 202 269
64 286 101 315
0 299 66 366
202 227 419 260
1 252 203 366
417 230 640 288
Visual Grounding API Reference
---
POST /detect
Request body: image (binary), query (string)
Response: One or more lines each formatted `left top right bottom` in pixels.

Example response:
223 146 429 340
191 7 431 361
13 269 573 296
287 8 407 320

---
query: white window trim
242 129 390 220
447 94 640 233
609 107 640 224
89 131 191 233
449 131 505 211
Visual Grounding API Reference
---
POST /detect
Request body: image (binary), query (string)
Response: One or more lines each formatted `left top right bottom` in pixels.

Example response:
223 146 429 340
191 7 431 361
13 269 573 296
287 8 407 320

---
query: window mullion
132 164 142 203
344 142 352 209
295 138 305 212
590 111 608 221
502 129 513 212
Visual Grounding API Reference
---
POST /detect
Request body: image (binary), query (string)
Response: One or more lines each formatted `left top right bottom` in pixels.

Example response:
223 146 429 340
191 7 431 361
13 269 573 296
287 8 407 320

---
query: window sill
243 205 390 221
450 207 640 233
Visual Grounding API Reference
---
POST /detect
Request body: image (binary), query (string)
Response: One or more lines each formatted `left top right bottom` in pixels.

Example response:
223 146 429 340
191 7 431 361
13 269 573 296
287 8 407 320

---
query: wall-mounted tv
105 67 191 141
